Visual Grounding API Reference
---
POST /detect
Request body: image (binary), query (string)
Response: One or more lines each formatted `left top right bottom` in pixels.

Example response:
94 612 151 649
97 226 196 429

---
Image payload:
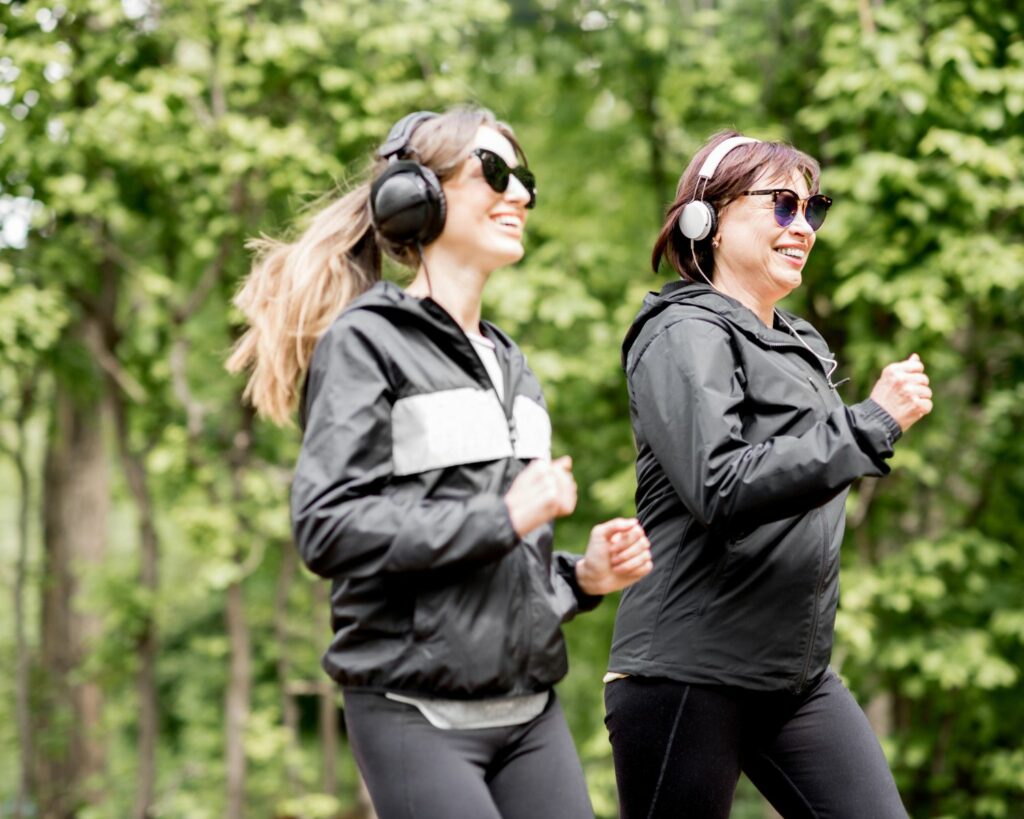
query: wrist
575 557 602 596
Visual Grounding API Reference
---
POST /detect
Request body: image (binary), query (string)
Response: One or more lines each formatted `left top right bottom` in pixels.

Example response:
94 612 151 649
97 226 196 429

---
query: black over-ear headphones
677 136 760 241
370 111 447 246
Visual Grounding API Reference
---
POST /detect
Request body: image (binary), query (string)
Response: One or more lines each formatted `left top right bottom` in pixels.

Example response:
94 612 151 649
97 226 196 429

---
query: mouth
491 213 524 234
774 246 806 265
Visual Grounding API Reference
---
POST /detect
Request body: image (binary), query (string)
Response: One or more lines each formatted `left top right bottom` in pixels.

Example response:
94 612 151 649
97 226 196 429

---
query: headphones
370 111 447 246
677 136 760 241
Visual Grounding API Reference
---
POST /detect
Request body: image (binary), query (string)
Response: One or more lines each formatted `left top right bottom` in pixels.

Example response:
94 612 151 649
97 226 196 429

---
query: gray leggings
605 669 908 819
342 689 594 819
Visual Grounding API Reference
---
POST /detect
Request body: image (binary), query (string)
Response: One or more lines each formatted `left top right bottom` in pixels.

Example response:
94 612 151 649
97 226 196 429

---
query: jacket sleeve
629 318 902 530
291 320 519 579
552 552 603 618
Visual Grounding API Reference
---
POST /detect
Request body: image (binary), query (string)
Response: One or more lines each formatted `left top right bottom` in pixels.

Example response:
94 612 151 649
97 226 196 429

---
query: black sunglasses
472 148 537 209
742 188 833 232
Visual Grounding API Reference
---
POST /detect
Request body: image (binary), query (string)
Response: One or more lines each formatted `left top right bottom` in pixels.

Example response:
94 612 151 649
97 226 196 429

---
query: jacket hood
348 280 518 357
622 279 830 371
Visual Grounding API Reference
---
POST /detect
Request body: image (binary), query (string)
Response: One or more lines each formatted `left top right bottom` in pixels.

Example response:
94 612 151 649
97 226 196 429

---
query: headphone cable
689 239 843 390
415 240 433 300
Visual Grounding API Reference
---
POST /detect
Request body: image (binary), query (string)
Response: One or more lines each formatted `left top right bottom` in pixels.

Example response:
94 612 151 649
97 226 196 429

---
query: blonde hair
226 106 523 425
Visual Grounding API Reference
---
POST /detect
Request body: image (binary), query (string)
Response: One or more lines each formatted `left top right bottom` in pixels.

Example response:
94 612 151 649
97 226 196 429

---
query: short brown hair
652 131 821 281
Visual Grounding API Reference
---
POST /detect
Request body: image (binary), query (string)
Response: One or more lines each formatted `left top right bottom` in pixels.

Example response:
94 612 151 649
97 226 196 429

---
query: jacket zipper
758 337 833 689
796 510 830 690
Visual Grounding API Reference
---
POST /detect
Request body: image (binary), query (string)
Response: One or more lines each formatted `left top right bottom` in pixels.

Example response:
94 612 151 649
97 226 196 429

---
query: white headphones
677 136 760 241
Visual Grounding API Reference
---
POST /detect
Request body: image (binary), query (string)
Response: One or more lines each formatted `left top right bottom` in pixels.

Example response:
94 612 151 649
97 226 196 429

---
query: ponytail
226 182 380 425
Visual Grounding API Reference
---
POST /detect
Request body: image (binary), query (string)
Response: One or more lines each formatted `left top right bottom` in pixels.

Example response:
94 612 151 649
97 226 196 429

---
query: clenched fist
504 456 578 537
576 518 654 596
870 353 933 432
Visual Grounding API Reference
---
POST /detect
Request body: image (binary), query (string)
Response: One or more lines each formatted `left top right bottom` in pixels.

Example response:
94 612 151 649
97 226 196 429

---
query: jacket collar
623 279 833 366
347 281 524 413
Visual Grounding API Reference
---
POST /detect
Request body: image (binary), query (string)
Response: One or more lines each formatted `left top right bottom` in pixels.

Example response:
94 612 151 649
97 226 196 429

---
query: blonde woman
228 107 652 819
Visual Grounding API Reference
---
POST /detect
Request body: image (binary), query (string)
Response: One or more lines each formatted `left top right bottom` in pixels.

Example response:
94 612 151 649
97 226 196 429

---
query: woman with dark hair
604 131 931 818
227 106 652 819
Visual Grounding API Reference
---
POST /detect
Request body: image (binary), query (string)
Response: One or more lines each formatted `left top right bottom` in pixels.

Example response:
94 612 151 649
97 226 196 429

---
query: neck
406 246 488 333
710 266 777 326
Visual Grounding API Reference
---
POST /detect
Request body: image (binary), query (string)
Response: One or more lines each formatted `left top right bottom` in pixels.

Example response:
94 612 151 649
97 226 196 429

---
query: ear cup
370 161 447 246
678 200 717 241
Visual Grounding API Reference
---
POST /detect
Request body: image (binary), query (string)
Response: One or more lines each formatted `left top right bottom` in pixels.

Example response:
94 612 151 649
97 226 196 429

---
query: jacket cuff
848 398 902 470
862 398 903 443
554 553 604 614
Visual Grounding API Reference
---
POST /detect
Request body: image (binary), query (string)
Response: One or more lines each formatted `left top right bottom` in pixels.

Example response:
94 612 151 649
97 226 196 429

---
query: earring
711 237 720 249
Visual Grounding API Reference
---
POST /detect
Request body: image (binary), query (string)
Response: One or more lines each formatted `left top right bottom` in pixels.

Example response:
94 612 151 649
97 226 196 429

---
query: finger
611 541 650 566
615 553 654 577
592 517 639 538
523 459 547 477
552 455 573 472
899 358 925 374
607 521 644 543
613 551 650 574
611 535 651 563
609 531 650 558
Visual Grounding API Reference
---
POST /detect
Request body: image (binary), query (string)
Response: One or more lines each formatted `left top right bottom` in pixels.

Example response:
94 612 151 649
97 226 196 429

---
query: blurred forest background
1 0 1022 817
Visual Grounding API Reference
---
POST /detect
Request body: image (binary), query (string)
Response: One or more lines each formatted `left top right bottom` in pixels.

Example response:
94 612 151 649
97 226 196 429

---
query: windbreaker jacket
608 281 903 693
291 281 599 698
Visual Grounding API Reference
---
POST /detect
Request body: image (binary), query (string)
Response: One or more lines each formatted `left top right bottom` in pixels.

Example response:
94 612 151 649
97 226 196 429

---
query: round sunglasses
741 188 833 232
472 148 537 209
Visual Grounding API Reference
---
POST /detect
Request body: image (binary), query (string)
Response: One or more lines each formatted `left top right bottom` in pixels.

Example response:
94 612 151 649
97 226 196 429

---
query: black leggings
604 670 908 819
343 689 594 819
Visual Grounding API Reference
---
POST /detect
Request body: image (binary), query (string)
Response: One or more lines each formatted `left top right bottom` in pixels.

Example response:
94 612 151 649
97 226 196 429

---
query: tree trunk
319 682 339 796
866 689 894 742
9 379 37 819
313 581 339 795
274 543 301 791
39 369 109 818
225 576 251 819
110 401 160 819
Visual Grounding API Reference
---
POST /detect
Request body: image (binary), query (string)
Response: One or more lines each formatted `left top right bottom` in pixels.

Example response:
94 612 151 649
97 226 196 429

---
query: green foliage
1 0 1022 817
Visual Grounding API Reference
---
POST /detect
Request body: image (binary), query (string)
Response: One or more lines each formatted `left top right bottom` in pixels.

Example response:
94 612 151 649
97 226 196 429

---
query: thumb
552 455 573 473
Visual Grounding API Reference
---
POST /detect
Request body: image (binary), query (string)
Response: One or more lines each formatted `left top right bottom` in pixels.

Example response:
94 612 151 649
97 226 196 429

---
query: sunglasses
741 188 833 232
472 148 537 209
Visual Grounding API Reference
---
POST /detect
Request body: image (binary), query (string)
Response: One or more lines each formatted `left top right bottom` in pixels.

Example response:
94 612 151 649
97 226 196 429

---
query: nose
788 204 813 235
505 173 532 206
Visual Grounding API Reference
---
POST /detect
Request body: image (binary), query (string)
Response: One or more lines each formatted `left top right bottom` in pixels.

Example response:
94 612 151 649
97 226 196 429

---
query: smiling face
712 167 816 303
432 125 533 275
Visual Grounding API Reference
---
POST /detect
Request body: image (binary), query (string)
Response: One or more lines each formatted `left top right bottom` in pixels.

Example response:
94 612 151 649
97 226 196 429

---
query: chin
775 269 802 293
497 242 525 266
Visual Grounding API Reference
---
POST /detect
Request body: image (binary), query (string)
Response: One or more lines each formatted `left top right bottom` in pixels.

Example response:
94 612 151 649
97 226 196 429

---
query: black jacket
291 281 599 698
608 280 902 692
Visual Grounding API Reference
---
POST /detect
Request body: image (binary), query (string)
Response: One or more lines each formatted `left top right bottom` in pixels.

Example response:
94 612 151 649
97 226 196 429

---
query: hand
504 456 577 538
576 517 653 596
869 353 933 432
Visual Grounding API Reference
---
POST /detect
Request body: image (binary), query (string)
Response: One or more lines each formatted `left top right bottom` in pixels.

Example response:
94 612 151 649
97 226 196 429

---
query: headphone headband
696 136 760 179
377 111 439 160
678 135 760 243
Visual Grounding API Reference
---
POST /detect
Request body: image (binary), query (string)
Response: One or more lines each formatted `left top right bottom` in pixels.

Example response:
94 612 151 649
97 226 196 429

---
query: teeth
494 216 521 228
776 247 805 259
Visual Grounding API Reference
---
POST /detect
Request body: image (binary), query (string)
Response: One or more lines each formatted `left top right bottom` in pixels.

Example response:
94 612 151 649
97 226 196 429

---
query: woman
604 131 932 818
227 106 652 819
